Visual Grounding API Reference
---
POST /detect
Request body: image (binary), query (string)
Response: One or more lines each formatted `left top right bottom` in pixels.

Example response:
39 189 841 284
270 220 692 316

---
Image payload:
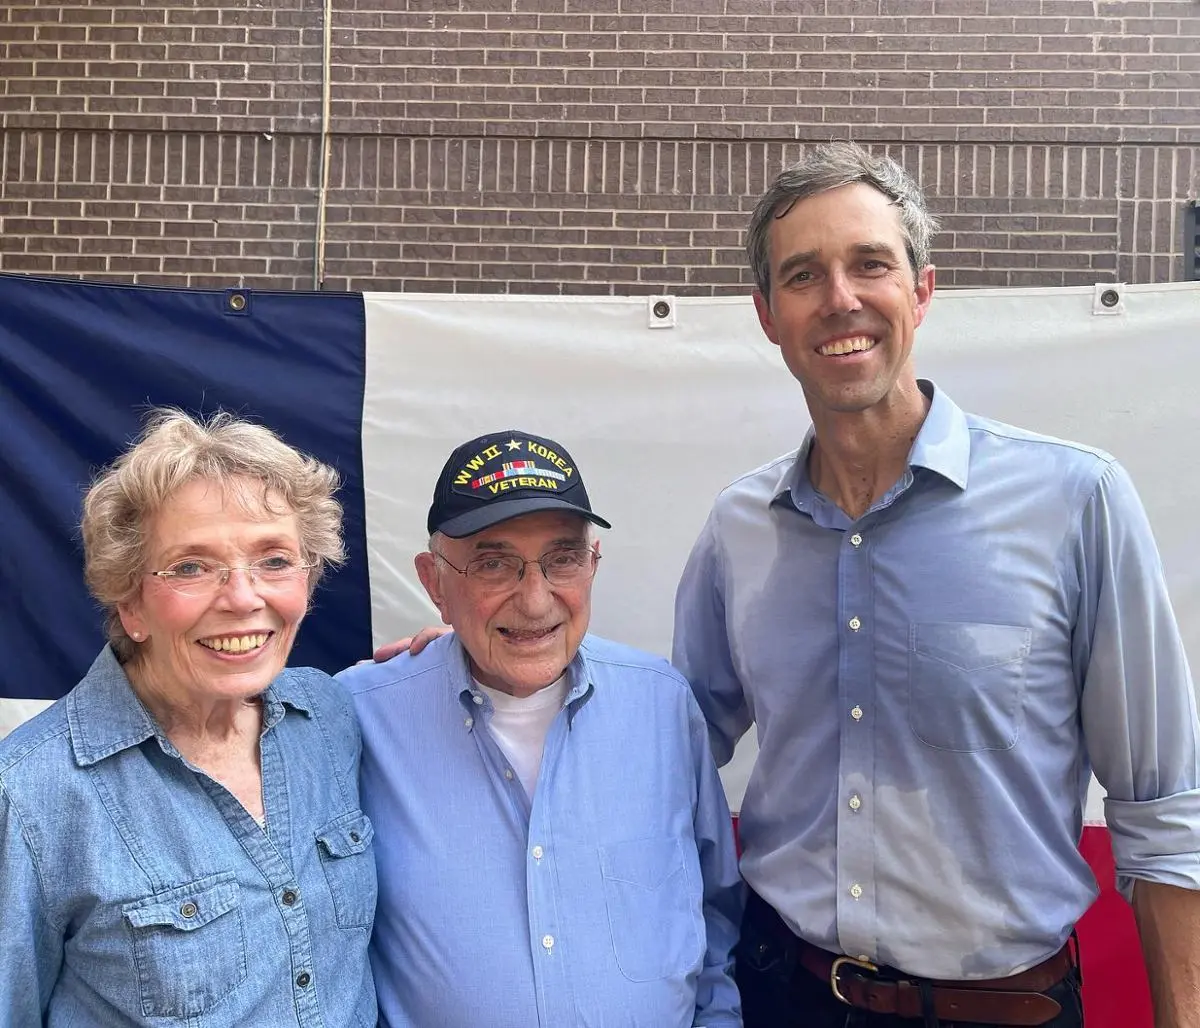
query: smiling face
415 510 596 698
117 477 311 709
754 181 935 421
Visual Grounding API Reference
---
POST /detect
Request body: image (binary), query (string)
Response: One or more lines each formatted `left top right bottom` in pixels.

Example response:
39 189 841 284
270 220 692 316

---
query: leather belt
798 942 1074 1026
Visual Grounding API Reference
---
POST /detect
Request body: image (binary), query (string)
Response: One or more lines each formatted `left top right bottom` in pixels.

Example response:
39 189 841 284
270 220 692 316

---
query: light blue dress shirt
674 380 1200 980
0 647 378 1027
339 633 744 1028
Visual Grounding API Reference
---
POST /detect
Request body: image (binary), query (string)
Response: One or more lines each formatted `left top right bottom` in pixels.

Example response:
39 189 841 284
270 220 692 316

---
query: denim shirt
0 647 378 1027
674 381 1200 979
339 633 744 1028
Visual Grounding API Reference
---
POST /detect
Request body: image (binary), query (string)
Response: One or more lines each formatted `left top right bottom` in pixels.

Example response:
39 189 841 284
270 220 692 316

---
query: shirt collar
453 637 595 726
67 646 313 767
773 379 970 511
908 380 970 490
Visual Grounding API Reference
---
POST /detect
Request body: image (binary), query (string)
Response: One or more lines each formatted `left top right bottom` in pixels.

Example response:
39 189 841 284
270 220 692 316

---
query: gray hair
746 141 938 297
81 408 345 662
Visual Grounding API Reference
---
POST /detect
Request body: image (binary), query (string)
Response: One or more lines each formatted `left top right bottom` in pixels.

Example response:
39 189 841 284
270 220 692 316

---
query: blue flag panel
0 274 372 700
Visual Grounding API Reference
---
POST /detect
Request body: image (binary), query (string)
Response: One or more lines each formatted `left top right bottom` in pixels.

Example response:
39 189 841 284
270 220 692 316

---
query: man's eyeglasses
146 556 316 596
433 547 599 590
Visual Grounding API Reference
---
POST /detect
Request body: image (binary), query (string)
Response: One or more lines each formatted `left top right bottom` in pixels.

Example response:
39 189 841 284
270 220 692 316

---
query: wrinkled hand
372 626 450 663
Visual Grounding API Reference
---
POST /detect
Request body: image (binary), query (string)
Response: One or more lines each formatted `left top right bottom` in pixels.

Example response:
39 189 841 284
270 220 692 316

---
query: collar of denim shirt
448 633 596 729
773 379 971 521
66 645 314 767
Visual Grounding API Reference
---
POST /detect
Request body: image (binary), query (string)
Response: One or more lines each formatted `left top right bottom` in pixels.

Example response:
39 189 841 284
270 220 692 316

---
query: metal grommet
228 292 247 312
1099 288 1120 308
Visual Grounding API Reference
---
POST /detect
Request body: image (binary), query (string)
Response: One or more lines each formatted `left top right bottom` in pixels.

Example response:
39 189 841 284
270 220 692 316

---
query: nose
511 562 555 615
215 567 265 612
820 266 862 317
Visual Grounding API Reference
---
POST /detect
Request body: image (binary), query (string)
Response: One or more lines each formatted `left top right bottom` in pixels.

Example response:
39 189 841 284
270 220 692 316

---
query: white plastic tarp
362 283 1200 817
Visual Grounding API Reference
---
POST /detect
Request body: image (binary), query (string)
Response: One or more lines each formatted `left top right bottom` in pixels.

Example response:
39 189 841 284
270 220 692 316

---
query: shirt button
848 616 862 631
472 694 484 705
542 934 555 951
464 717 474 729
849 883 863 900
282 889 298 906
849 795 862 811
850 532 863 547
504 768 514 780
295 971 311 988
531 845 544 860
179 902 197 919
850 705 864 721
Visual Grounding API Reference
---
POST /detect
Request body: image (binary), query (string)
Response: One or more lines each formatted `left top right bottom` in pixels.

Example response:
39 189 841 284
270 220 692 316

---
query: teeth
819 336 875 356
199 633 269 653
502 627 554 640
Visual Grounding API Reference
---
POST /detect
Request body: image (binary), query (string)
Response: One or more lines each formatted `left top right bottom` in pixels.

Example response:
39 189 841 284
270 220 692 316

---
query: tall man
340 431 743 1028
673 142 1200 1026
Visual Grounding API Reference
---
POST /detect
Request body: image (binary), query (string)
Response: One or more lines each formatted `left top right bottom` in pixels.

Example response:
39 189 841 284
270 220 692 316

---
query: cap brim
435 497 612 539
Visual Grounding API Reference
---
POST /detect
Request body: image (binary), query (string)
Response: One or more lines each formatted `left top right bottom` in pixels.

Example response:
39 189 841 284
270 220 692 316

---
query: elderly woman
0 410 377 1026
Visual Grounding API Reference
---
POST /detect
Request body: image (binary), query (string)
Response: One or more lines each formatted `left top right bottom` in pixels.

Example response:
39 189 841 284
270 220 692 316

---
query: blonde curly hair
81 409 345 662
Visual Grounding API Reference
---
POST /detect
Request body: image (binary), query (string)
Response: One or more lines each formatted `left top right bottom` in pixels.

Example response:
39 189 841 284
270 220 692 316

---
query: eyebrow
853 241 902 261
775 240 902 279
471 535 587 553
158 536 299 561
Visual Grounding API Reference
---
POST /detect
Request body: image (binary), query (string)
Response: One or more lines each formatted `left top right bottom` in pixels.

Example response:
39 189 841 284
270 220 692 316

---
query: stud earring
131 631 142 641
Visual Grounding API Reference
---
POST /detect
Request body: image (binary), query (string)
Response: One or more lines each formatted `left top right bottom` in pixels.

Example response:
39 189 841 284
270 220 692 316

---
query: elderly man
339 431 743 1028
673 142 1200 1026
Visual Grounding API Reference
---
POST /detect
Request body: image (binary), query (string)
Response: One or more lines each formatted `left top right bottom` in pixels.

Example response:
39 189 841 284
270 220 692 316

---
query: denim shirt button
282 889 298 906
295 971 311 988
179 902 197 919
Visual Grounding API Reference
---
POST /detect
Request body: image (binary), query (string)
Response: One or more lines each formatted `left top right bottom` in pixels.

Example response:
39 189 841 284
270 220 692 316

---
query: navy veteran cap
428 430 612 538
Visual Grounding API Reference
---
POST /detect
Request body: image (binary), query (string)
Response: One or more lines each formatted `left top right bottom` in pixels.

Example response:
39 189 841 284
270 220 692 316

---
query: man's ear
753 289 781 348
912 264 935 328
414 552 453 626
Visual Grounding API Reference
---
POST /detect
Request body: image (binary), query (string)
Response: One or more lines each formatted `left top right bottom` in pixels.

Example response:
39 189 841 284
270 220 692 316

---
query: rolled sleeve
1105 792 1200 899
674 511 752 768
1075 461 1200 897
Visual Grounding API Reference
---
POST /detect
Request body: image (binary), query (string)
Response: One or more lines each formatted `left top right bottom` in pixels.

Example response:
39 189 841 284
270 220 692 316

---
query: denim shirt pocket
121 871 247 1018
316 809 377 929
599 837 704 983
908 621 1033 752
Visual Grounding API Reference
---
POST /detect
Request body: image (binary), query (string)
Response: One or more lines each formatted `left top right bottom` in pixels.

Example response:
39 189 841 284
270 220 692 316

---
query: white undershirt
475 675 568 800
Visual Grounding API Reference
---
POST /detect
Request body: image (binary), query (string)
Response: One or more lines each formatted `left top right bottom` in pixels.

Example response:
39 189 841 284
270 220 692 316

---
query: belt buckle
830 954 879 1005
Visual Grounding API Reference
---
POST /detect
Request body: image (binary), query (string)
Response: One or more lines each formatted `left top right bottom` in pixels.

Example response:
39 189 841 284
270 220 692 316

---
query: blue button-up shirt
674 381 1200 980
0 647 378 1027
339 633 744 1028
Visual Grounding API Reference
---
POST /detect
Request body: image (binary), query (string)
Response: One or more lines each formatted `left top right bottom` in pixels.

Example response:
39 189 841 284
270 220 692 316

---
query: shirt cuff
1105 790 1200 901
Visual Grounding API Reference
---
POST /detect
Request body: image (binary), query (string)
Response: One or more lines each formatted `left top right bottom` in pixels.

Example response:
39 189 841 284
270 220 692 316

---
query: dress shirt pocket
316 809 377 929
599 837 704 983
121 871 247 1018
908 622 1032 752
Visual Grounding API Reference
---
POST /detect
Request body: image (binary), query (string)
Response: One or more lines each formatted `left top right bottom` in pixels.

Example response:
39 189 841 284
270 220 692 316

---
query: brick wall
1 0 1197 293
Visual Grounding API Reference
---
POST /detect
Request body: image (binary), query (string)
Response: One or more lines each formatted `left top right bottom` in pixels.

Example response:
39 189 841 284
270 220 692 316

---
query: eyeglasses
146 556 317 595
433 546 600 590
